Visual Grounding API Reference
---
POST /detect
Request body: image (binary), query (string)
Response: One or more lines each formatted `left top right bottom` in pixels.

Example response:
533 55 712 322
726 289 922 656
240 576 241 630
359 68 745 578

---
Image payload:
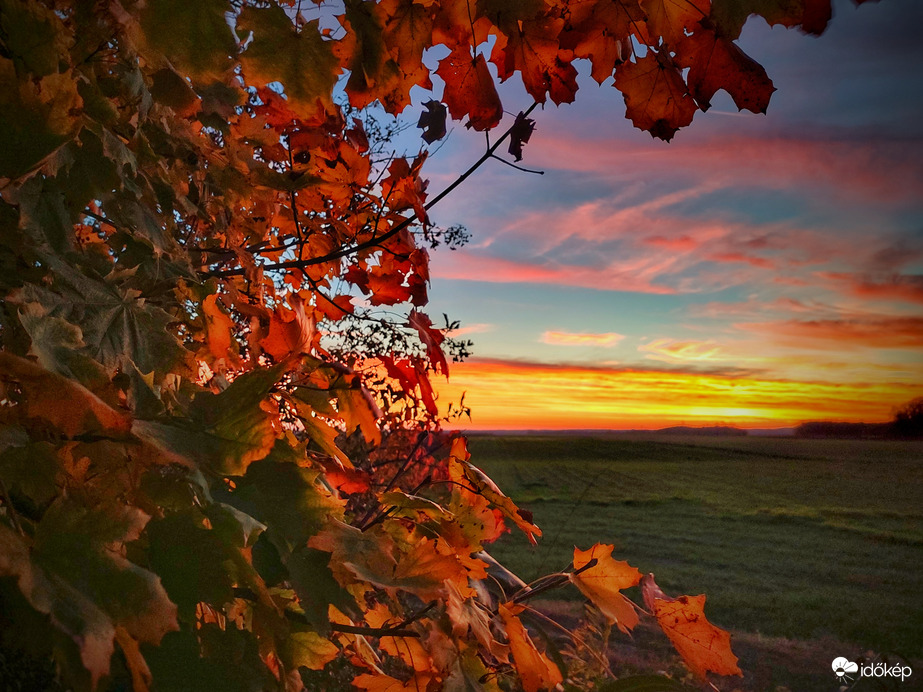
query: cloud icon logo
832 657 859 681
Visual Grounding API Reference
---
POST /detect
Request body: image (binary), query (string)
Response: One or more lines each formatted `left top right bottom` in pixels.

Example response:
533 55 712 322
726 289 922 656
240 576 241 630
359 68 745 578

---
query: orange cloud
435 359 923 430
452 323 493 336
542 331 625 347
639 339 724 363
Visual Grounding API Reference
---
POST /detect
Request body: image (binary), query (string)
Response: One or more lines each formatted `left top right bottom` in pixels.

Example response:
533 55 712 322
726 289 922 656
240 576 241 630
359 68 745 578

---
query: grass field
466 434 923 678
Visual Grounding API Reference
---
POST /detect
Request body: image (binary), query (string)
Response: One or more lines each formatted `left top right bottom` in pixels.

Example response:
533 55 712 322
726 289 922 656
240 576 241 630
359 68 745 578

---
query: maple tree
0 0 867 689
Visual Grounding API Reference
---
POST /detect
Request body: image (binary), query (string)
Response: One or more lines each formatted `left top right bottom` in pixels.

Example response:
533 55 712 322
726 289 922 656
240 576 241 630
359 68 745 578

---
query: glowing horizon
420 1 923 432
435 359 923 431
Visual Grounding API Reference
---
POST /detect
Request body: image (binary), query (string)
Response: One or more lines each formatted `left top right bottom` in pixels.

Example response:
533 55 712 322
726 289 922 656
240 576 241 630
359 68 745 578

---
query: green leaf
135 366 283 475
139 0 236 80
0 440 59 508
146 510 239 620
0 0 71 77
0 501 178 685
284 623 339 671
286 546 358 632
0 59 82 179
215 445 343 552
15 255 189 380
238 6 339 115
144 625 275 692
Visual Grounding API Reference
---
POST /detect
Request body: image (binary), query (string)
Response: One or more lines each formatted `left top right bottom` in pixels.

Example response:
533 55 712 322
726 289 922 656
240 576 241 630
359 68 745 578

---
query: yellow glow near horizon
434 360 923 430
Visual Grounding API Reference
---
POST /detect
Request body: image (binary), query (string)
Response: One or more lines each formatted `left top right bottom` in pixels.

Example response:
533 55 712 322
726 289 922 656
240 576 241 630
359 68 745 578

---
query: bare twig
205 101 540 279
490 154 544 175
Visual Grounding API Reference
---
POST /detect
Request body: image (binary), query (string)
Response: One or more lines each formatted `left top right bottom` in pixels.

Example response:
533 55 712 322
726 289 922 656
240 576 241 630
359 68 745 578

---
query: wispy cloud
736 316 923 350
639 339 725 363
527 132 923 204
822 272 923 305
542 331 625 347
452 322 493 336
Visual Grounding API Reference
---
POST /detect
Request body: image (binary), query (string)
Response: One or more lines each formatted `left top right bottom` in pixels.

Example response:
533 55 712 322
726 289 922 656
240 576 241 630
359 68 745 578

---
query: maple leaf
409 309 449 375
353 673 433 692
377 0 436 93
499 602 563 692
508 112 536 162
259 295 316 362
559 0 644 83
709 0 833 39
676 24 776 113
133 366 282 476
381 156 430 224
284 625 339 671
641 573 743 680
614 52 698 141
570 544 642 633
417 99 448 143
0 501 178 686
0 352 132 438
238 6 340 116
436 48 503 131
490 16 579 106
336 0 424 112
201 294 238 364
641 0 711 46
449 438 541 544
138 0 237 80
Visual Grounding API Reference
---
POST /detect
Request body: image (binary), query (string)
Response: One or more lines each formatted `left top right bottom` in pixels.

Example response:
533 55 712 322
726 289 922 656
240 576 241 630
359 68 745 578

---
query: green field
467 434 923 667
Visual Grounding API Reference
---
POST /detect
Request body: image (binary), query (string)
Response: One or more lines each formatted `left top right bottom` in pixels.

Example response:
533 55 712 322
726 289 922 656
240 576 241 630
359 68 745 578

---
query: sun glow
435 359 922 430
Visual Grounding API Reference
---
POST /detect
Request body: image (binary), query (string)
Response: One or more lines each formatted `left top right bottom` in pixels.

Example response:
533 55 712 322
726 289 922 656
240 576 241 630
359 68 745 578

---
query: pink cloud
736 316 923 350
643 235 700 251
430 251 677 294
822 272 923 305
706 252 776 269
542 331 625 347
527 131 923 204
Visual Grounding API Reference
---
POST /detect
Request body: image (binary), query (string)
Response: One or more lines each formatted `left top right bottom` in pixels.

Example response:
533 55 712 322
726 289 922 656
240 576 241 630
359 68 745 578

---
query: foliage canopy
0 0 865 689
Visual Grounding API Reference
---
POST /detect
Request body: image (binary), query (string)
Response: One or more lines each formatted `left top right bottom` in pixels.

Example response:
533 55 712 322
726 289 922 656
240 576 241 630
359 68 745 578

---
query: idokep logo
832 657 859 683
832 656 913 684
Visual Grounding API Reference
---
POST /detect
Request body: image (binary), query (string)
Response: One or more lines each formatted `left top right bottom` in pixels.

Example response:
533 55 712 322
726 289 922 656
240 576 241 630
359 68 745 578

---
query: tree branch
205 101 540 279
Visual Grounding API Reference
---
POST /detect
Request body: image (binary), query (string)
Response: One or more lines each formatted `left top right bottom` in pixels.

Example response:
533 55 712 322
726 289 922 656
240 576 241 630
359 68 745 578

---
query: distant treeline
795 421 896 439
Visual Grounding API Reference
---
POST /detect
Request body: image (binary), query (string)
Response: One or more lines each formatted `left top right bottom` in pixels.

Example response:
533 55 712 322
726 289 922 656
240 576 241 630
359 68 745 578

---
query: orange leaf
498 602 563 692
641 0 710 46
448 440 541 545
201 294 237 364
436 48 503 131
560 0 644 83
0 352 131 438
352 673 432 692
641 573 742 680
614 52 697 141
570 544 642 633
490 16 578 106
259 295 315 361
676 26 775 113
408 310 448 375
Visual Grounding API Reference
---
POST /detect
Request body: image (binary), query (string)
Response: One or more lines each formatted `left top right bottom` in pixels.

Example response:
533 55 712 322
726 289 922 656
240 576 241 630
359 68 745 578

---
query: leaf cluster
0 0 851 689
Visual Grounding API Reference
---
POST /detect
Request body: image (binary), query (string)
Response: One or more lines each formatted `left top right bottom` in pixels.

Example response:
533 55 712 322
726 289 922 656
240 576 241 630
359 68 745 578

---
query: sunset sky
412 0 923 429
